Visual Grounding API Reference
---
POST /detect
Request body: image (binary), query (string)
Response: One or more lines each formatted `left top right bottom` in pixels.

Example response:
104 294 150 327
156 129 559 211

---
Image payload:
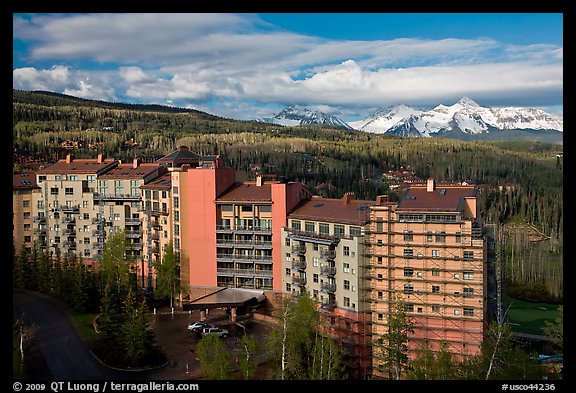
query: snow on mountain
259 105 353 130
350 97 563 137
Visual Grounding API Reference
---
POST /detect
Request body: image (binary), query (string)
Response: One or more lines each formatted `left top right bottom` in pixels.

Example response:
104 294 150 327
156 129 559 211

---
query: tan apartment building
281 192 373 378
13 172 41 252
368 179 492 378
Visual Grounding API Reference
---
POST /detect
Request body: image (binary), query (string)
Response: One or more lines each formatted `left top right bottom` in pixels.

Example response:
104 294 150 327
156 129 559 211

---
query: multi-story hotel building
281 192 373 378
13 172 41 252
368 179 494 377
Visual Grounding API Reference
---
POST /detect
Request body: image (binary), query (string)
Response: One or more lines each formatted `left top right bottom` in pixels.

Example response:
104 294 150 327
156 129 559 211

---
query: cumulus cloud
13 13 563 120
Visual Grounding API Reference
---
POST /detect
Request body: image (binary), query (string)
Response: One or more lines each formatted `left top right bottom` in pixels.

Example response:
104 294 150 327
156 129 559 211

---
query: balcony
125 230 142 238
34 228 47 235
63 241 77 249
92 243 104 250
150 246 160 254
216 253 273 264
292 276 307 286
216 225 233 233
291 244 306 255
291 258 306 270
320 282 336 293
33 216 46 223
150 232 160 241
320 299 337 310
286 227 341 245
63 229 76 236
92 230 105 238
125 218 141 225
92 217 105 225
61 217 76 225
126 243 142 250
93 192 140 201
55 205 80 213
320 249 336 260
320 265 336 276
216 268 273 277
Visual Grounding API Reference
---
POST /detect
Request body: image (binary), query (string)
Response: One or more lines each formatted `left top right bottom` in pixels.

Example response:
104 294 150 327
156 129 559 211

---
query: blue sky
13 13 563 121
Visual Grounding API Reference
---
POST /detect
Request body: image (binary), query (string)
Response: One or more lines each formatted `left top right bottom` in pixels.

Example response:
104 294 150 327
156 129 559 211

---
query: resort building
13 172 41 252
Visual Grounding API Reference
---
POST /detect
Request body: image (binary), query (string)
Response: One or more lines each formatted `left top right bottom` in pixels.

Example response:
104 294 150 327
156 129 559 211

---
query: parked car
188 321 213 332
201 326 229 338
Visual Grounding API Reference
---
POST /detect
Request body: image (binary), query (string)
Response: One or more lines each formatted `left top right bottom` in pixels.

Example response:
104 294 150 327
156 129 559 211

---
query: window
38 200 44 209
344 297 350 307
54 236 60 243
313 243 318 251
285 238 291 246
417 307 423 313
343 246 350 256
417 271 423 278
24 236 31 243
376 221 383 232
426 231 433 242
454 274 460 279
432 285 440 293
84 237 90 244
344 280 350 290
334 225 345 238
377 274 383 281
403 249 413 257
87 175 95 183
84 249 90 256
404 268 414 277
241 205 253 212
377 239 382 246
377 291 383 299
313 274 318 283
377 257 382 264
313 257 319 267
432 268 440 276
145 190 151 199
454 309 461 316
174 211 179 222
55 175 61 181
378 313 383 321
259 205 271 213
313 290 318 299
319 223 329 235
24 224 31 231
23 200 30 208
463 271 474 280
174 225 179 236
291 220 301 230
286 253 291 262
464 287 474 297
464 251 474 260
350 226 361 237
432 305 440 312
172 186 178 195
432 250 440 258
403 230 413 241
404 284 414 294
83 213 90 220
161 191 167 199
455 232 462 243
305 222 315 233
173 197 179 208
65 187 73 195
39 175 46 182
23 212 31 219
113 214 120 221
50 187 59 195
435 231 446 243
285 268 291 276
286 283 291 292
343 263 350 273
83 225 89 232
405 304 414 312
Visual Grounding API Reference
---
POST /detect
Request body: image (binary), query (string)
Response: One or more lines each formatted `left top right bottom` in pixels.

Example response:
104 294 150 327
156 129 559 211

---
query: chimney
376 195 388 205
132 158 140 169
256 175 263 187
342 192 355 205
65 154 72 164
427 178 435 192
97 153 103 164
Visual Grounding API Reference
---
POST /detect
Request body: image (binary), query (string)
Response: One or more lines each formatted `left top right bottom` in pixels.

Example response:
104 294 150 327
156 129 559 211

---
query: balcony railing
93 192 140 201
320 249 336 260
92 217 105 224
150 232 160 241
216 239 273 248
61 217 76 225
125 218 141 225
92 230 105 237
320 299 336 310
216 225 272 233
216 268 273 277
150 246 160 254
320 282 336 293
216 254 273 263
285 227 342 244
291 244 306 254
125 243 142 250
34 228 47 235
125 230 142 238
291 259 306 270
292 276 307 286
63 241 77 249
33 216 46 223
55 205 80 213
320 265 336 276
63 229 76 236
92 243 104 250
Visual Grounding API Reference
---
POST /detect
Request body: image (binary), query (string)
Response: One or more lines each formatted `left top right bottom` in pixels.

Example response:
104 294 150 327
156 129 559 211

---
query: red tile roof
140 172 171 190
397 184 478 212
13 172 40 189
97 163 161 179
217 182 272 202
36 158 117 175
289 195 374 225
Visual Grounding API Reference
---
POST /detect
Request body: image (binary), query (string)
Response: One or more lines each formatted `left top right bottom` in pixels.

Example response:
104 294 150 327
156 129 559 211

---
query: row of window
402 284 475 295
45 175 95 182
401 230 463 243
290 220 362 237
376 305 475 319
374 269 476 281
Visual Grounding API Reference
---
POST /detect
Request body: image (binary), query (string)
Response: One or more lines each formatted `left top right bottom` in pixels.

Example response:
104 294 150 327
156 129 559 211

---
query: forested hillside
13 90 563 302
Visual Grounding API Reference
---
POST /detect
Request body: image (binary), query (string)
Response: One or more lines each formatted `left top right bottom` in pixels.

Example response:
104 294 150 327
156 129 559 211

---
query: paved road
13 289 272 380
13 289 156 380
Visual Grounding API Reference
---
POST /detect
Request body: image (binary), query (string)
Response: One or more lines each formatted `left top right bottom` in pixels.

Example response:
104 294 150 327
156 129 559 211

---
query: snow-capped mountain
352 97 563 138
259 105 353 130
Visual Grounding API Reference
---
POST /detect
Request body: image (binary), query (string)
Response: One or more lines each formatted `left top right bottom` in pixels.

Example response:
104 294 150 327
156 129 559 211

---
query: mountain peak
259 106 353 130
457 96 480 107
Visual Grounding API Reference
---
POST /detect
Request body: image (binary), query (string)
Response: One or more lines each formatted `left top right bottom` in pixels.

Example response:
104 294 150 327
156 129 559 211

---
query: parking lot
147 307 272 379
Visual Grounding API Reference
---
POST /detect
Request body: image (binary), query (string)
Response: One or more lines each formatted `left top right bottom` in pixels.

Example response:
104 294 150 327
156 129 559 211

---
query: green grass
70 312 99 345
506 297 561 335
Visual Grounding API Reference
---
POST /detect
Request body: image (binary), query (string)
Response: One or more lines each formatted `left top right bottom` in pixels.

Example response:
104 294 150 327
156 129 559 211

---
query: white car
201 327 229 338
188 321 213 332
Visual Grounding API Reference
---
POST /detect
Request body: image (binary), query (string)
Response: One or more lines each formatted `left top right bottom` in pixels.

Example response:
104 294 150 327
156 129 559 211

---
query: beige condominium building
13 172 41 252
282 192 373 379
368 179 496 378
